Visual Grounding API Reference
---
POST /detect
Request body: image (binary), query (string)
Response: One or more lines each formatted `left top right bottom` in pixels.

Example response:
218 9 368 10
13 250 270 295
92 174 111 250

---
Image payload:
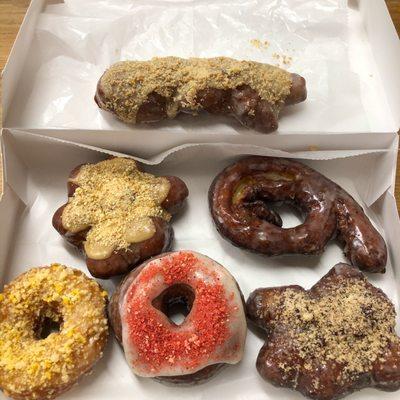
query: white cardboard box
1 129 400 400
2 0 400 139
1 1 400 399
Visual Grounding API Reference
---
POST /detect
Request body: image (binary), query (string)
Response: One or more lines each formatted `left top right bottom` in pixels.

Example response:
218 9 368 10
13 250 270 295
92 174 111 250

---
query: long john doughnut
208 156 387 273
95 57 306 133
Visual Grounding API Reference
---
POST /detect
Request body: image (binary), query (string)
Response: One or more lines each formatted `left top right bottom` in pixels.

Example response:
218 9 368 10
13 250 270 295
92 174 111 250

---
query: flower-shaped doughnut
53 157 188 278
246 264 400 400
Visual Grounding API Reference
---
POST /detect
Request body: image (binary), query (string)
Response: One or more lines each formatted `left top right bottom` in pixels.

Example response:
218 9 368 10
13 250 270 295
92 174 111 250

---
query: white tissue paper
6 0 374 133
1 129 399 400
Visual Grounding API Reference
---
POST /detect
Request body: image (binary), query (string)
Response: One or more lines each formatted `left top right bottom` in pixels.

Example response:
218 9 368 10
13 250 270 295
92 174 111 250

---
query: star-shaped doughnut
53 157 188 279
246 264 400 400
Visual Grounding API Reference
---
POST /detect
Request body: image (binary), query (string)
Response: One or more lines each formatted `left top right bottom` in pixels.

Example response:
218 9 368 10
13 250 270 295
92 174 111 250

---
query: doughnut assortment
2 153 396 399
246 263 400 400
0 264 108 400
52 157 188 278
109 251 247 384
2 136 397 397
209 156 387 273
95 57 306 133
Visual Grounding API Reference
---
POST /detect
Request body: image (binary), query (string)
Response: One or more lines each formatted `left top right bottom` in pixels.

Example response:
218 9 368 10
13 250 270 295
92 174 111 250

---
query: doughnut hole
242 198 305 229
232 176 305 228
152 284 195 326
34 302 63 340
262 201 305 229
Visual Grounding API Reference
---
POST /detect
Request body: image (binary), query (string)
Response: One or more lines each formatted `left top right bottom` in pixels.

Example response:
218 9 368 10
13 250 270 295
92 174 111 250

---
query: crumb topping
99 57 292 123
62 158 171 259
125 252 238 374
0 264 108 398
250 39 270 50
272 53 293 67
268 277 397 384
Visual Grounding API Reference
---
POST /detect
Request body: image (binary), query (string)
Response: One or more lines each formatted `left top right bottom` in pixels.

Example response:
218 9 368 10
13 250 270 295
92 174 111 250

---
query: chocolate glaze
95 73 306 133
52 160 188 279
246 263 400 400
209 156 387 273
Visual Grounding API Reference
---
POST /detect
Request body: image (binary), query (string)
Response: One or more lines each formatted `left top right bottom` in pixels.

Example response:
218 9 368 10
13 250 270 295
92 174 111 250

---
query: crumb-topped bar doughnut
53 158 188 278
209 156 387 273
0 264 108 400
95 57 306 133
246 264 400 400
109 251 247 385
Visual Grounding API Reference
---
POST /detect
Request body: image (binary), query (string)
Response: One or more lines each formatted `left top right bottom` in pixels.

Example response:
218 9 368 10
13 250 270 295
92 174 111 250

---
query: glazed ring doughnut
209 156 387 273
0 264 108 400
52 157 188 279
109 251 247 384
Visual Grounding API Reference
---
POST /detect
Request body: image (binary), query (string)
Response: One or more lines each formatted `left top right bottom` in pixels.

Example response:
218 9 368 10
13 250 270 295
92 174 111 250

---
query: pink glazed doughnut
109 251 247 384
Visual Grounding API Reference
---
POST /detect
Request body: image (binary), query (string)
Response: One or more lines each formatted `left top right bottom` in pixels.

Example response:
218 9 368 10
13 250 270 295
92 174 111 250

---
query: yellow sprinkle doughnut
0 264 108 400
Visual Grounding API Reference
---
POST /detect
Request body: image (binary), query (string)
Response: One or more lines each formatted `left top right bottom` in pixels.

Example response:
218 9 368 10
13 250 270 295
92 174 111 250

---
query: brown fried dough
209 156 387 273
95 57 306 133
53 158 188 278
246 263 400 400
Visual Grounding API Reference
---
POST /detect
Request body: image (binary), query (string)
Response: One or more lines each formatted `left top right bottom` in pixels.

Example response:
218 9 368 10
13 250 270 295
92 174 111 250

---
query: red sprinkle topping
124 252 232 373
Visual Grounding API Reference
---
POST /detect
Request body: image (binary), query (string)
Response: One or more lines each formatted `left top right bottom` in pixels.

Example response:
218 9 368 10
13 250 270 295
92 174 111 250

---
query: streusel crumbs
62 158 171 259
99 57 292 123
271 278 397 386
